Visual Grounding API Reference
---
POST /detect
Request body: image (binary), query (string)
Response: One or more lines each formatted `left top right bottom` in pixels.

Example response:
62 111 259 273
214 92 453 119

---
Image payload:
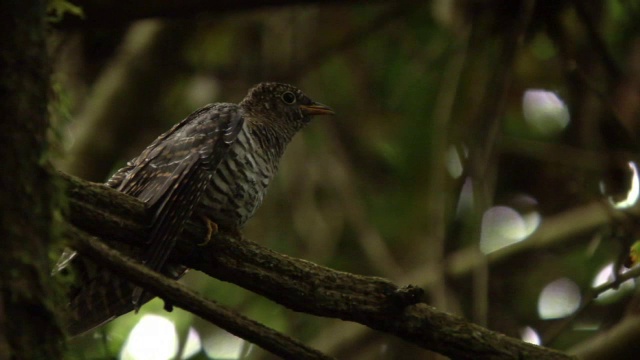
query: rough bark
61 172 576 360
0 1 64 358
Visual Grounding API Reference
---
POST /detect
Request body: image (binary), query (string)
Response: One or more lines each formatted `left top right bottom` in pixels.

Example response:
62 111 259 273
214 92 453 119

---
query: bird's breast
198 125 278 228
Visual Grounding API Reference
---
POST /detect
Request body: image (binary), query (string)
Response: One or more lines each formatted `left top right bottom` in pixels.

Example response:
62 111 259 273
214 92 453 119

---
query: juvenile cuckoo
59 82 334 335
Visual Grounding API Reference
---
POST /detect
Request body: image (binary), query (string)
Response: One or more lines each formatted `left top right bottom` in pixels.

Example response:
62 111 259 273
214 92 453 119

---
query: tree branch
60 171 575 359
65 224 334 360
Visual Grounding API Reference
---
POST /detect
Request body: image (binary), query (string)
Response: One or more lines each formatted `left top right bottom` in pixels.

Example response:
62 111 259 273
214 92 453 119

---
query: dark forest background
3 0 640 359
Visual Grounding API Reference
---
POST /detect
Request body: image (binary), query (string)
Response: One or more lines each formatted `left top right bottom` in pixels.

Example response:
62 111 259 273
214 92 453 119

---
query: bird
57 82 334 335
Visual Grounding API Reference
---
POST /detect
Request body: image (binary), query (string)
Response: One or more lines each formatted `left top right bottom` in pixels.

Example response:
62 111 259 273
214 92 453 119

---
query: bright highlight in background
456 178 474 217
538 278 581 319
446 145 464 178
121 315 178 360
183 327 203 359
607 162 640 209
479 206 540 254
520 326 541 345
592 263 635 302
446 145 468 179
522 89 570 136
203 331 246 359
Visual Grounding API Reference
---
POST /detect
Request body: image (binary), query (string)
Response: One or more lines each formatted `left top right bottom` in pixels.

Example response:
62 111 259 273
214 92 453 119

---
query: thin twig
542 264 640 344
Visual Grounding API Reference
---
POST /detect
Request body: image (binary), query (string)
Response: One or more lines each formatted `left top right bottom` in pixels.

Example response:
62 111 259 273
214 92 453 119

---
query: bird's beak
300 102 335 116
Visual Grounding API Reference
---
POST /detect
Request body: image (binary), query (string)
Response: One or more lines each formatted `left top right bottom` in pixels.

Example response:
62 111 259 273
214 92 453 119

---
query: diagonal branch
65 224 334 360
60 171 575 360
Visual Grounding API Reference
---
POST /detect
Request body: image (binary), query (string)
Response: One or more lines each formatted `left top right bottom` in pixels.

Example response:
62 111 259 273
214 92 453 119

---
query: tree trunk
0 1 64 358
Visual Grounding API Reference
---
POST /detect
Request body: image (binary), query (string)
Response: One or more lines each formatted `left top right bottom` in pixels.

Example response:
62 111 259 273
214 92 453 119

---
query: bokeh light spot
446 145 464 178
203 331 245 359
538 278 581 319
456 177 474 217
523 89 570 136
182 327 202 359
520 326 541 345
120 315 177 360
480 206 534 254
608 162 640 209
592 263 635 302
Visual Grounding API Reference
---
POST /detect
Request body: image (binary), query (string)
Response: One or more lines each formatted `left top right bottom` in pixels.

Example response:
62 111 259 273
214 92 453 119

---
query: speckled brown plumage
58 82 333 335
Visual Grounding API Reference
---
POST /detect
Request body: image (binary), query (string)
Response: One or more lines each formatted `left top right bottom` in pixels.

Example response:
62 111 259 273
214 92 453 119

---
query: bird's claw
198 216 218 246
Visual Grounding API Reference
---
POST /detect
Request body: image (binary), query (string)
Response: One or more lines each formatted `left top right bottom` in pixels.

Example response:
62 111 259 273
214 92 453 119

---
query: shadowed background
50 1 640 359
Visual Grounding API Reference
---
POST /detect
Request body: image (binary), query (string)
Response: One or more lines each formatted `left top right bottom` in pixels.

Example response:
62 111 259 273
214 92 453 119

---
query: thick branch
61 171 575 360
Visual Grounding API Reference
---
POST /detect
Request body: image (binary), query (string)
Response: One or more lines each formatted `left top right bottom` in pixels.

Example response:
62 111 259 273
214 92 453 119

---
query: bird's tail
57 252 187 336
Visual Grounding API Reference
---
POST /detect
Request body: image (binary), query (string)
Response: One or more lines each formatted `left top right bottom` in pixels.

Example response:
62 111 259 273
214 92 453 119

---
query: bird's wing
52 145 145 275
60 104 244 335
56 104 244 335
114 104 244 307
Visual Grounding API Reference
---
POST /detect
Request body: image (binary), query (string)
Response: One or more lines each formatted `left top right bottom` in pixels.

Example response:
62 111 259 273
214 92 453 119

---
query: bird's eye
281 91 296 104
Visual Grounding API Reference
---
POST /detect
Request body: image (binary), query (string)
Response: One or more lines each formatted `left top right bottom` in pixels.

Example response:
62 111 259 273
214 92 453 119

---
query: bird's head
240 82 334 135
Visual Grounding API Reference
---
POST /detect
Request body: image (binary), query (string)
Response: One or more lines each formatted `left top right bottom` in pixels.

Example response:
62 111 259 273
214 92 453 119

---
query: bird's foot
163 299 174 312
198 216 218 246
